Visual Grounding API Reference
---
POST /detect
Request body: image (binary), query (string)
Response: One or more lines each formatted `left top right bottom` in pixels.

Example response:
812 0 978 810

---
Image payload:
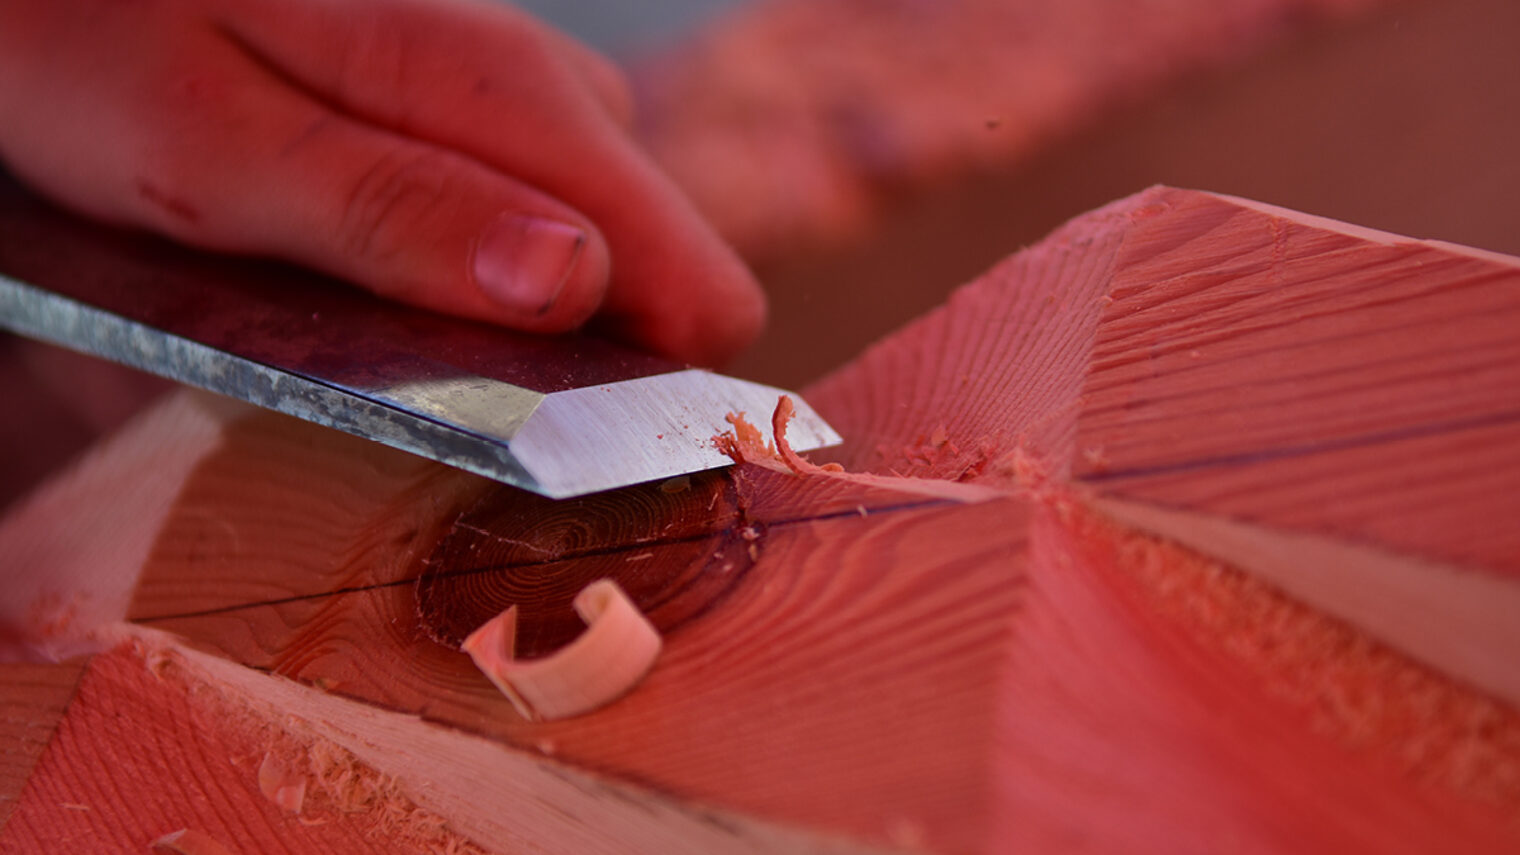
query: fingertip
529 16 637 129
610 257 768 368
581 57 637 131
673 231 769 366
468 211 610 331
688 268 767 366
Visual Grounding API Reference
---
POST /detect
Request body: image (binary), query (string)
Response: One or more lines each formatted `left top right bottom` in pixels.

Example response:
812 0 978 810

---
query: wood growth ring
414 470 757 657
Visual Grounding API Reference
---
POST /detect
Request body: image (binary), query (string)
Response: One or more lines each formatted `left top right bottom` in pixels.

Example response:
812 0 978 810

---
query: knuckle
129 169 206 234
487 9 558 65
485 16 569 84
594 62 637 126
513 31 560 72
128 111 217 234
332 11 418 120
337 148 458 272
130 63 240 209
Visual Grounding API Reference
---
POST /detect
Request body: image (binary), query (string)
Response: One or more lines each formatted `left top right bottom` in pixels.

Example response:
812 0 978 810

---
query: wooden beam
3 188 1517 853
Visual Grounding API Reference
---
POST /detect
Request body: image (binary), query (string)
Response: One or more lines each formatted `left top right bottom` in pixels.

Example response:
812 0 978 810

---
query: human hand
0 0 764 365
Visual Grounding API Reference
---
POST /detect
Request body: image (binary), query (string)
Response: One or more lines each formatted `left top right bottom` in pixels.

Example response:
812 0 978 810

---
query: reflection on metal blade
514 369 839 498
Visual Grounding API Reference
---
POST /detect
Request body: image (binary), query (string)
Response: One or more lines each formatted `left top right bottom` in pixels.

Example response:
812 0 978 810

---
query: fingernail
472 213 586 315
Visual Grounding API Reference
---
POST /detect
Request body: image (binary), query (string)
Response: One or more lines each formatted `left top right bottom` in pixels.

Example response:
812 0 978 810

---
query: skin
0 0 766 366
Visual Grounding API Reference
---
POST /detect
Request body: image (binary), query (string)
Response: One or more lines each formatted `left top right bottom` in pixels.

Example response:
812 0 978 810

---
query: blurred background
617 0 1520 387
511 0 746 50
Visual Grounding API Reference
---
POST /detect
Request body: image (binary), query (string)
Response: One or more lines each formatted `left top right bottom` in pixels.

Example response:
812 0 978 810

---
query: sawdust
714 396 1005 503
136 643 491 855
770 395 846 476
151 828 237 855
1065 502 1520 812
713 409 782 469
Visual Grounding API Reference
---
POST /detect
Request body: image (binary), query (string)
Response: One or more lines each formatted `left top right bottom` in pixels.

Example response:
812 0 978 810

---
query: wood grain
0 660 84 827
1075 192 1520 574
136 462 1026 853
805 192 1131 483
165 641 892 855
2 645 462 854
127 407 476 623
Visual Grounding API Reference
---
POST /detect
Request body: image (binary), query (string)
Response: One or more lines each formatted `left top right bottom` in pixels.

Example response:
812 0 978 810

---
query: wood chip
461 579 661 722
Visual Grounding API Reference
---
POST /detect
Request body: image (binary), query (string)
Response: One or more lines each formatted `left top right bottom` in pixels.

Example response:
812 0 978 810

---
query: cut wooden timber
2 188 1518 853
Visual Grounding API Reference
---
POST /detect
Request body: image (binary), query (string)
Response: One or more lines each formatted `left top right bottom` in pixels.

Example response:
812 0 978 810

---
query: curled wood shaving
771 395 845 475
151 829 237 855
713 410 779 466
257 749 308 815
714 395 839 475
460 579 661 722
718 396 1006 504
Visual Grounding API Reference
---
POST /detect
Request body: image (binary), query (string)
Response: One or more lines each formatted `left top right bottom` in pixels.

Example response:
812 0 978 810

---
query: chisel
0 172 840 498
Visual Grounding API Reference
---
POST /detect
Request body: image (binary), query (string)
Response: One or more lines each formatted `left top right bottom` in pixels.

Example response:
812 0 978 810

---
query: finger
116 29 612 332
539 27 637 130
241 116 614 332
221 0 764 365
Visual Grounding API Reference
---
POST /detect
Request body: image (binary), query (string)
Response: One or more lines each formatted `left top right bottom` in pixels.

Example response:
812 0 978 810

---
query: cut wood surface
0 661 83 828
3 187 1519 853
3 644 479 854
